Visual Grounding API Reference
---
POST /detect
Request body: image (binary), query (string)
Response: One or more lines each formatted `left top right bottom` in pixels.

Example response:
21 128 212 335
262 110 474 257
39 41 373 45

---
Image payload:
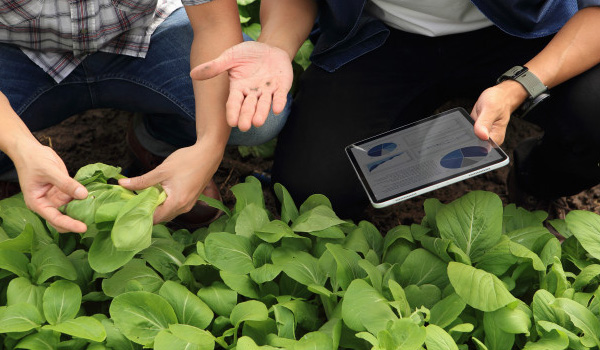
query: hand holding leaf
13 143 88 233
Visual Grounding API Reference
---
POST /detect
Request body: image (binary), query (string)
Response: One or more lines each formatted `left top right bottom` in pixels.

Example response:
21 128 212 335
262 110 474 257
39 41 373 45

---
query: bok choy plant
1 163 600 350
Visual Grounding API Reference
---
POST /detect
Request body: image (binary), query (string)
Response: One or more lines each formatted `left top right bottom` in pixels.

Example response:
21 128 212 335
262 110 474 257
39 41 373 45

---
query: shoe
169 178 223 230
0 181 21 200
126 123 223 229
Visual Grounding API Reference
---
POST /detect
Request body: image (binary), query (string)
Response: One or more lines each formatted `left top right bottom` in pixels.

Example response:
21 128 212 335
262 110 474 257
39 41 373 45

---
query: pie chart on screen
440 146 488 169
368 142 397 157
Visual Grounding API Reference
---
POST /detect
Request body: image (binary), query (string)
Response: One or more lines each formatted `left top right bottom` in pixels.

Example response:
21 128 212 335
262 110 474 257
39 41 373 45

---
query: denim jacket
311 0 600 72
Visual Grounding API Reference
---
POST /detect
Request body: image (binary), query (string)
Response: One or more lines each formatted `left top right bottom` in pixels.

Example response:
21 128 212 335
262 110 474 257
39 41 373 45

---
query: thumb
473 120 490 141
118 170 161 191
471 108 490 141
190 49 235 81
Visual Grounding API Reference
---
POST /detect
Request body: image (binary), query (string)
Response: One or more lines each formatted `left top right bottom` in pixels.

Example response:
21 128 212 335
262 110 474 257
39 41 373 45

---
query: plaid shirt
0 0 211 82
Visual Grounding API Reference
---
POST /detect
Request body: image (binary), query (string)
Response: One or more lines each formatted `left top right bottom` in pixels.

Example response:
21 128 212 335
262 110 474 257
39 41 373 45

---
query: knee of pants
535 63 600 141
525 64 600 175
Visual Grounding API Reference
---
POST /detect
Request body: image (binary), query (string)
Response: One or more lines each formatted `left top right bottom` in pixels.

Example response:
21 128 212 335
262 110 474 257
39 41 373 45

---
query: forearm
495 6 600 112
525 7 600 89
258 0 317 60
0 92 39 162
185 0 243 148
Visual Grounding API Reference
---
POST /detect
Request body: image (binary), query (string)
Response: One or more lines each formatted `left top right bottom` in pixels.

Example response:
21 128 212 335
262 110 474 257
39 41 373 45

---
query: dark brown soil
33 106 600 233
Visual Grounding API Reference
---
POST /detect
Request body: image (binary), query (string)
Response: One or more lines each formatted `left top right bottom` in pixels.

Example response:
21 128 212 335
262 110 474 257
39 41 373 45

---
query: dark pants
272 25 600 218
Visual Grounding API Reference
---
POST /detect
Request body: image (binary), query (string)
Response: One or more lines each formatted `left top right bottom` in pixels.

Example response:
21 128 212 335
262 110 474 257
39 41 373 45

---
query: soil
32 105 600 233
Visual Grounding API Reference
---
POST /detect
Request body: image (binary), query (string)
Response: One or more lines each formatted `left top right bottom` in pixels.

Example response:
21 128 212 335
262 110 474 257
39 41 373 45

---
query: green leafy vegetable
0 162 599 350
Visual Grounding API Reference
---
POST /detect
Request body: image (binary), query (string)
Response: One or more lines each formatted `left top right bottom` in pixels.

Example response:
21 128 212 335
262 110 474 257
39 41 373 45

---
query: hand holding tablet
345 107 509 208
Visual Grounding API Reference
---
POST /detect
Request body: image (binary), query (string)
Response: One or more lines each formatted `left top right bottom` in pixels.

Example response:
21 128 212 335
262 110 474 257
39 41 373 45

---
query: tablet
345 107 509 208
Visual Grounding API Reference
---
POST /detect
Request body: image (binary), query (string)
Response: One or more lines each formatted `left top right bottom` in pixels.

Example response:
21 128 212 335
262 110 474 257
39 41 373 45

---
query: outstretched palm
191 41 293 131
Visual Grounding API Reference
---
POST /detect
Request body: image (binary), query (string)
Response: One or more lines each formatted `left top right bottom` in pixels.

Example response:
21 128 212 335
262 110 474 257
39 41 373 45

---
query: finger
46 186 77 208
474 116 507 145
471 109 491 141
238 94 258 132
119 170 162 191
488 128 506 146
226 90 245 127
253 94 273 128
272 90 288 115
49 171 88 200
152 202 175 225
190 49 235 81
152 194 183 224
39 206 87 233
474 121 490 140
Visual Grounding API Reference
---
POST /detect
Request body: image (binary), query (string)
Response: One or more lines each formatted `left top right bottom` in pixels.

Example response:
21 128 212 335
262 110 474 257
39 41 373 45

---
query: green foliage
3 164 600 349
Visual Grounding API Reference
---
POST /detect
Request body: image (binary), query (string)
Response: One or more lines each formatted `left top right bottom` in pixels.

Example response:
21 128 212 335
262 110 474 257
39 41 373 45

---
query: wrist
257 34 297 61
495 80 530 112
496 65 549 118
193 134 228 156
0 120 39 162
196 125 230 149
0 98 27 153
8 137 43 161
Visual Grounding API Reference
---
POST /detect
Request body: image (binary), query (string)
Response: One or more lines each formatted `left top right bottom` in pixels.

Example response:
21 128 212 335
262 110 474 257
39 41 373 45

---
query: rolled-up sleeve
578 0 600 8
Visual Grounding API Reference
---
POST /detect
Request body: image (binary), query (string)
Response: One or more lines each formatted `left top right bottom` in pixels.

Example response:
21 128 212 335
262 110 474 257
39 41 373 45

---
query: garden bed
33 107 600 232
0 107 596 350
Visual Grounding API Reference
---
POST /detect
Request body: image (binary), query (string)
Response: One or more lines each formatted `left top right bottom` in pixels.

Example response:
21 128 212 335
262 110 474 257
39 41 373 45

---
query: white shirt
365 0 493 37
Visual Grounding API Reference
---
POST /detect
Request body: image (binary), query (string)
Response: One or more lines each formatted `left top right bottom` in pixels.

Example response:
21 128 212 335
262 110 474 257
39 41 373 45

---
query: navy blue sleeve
578 0 600 8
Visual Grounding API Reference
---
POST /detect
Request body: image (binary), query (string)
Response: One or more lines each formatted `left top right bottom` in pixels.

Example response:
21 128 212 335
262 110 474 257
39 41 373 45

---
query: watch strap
512 92 550 119
497 66 548 99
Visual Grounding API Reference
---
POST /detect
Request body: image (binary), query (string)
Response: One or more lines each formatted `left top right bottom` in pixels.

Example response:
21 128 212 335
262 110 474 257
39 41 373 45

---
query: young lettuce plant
4 164 600 349
62 163 166 272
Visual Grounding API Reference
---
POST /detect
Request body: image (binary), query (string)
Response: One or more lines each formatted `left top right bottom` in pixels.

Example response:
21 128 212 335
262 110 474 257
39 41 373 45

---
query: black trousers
272 25 600 218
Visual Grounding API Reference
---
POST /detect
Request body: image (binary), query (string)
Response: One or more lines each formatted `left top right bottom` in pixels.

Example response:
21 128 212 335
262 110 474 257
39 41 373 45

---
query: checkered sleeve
0 0 44 26
180 0 213 6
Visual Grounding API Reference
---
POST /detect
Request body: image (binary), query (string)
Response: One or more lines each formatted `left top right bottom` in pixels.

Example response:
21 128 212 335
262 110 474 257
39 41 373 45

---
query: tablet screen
345 108 509 206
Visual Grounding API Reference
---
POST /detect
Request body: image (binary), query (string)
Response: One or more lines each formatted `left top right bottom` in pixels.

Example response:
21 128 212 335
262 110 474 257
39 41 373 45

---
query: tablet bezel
345 107 509 208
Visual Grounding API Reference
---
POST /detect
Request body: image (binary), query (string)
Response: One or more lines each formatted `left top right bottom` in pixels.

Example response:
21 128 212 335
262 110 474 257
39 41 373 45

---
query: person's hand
13 143 88 233
118 140 223 224
470 81 529 145
190 41 293 132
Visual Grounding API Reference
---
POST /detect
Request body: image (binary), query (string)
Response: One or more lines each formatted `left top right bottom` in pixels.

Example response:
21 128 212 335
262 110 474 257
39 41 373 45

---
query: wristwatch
496 65 549 118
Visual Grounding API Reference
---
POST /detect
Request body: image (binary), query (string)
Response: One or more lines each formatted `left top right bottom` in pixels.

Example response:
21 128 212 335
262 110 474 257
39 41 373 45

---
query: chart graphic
440 146 488 169
368 142 397 157
367 152 407 172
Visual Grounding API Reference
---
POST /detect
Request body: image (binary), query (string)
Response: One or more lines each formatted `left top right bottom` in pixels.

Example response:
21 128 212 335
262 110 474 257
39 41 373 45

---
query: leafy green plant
62 163 166 272
2 163 600 349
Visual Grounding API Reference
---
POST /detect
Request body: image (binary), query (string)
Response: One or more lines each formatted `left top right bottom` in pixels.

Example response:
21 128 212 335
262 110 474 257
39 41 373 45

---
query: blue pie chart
440 146 488 169
368 142 397 157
